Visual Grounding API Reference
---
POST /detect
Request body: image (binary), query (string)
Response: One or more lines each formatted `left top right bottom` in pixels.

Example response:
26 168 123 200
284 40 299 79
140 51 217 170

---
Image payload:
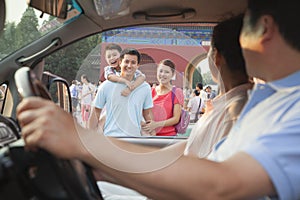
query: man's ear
214 49 222 70
259 15 276 44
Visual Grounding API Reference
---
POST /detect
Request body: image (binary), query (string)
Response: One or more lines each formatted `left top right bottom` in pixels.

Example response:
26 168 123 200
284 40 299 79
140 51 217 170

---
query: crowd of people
70 42 218 135
70 43 188 136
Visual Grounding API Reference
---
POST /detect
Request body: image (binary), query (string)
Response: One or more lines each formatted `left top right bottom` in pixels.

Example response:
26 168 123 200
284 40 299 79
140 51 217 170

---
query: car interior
0 0 248 199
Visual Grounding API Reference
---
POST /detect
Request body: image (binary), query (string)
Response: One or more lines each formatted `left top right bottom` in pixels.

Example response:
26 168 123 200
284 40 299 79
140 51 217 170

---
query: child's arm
104 66 131 87
129 74 146 91
121 71 146 96
107 74 132 87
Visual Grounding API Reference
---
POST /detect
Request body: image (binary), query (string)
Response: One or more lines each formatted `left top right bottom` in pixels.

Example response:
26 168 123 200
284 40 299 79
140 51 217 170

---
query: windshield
41 23 217 137
0 0 65 60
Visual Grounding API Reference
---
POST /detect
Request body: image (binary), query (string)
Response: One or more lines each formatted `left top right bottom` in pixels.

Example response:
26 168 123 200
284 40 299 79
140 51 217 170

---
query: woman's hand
141 120 159 135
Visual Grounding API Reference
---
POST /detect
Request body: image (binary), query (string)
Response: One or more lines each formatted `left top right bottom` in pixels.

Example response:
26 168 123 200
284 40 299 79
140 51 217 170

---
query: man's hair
205 86 212 90
196 82 203 90
193 89 200 96
159 59 176 74
120 48 141 64
247 0 300 51
105 43 122 53
211 14 247 76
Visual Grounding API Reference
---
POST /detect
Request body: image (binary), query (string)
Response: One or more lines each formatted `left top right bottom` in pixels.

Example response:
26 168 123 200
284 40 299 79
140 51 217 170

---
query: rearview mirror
48 79 71 113
42 72 72 113
27 0 68 19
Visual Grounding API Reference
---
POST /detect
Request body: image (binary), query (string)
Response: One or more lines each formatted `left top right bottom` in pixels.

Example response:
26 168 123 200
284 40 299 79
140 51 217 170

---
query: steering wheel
12 67 103 200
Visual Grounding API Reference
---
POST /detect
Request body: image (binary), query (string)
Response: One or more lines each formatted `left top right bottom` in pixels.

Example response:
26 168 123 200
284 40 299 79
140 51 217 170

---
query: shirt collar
267 70 300 91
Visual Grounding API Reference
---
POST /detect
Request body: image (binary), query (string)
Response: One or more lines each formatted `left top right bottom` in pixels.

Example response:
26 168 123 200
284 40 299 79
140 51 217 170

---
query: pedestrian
142 59 184 136
187 89 204 123
80 74 95 127
69 80 79 114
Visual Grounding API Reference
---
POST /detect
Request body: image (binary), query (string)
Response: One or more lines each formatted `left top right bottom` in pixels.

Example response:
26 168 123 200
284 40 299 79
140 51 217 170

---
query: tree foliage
44 34 102 84
0 6 102 84
192 67 203 88
0 7 40 59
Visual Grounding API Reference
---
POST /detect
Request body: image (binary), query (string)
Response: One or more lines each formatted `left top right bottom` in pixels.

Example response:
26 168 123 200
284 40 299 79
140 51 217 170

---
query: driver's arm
75 122 275 200
17 97 275 200
89 149 275 200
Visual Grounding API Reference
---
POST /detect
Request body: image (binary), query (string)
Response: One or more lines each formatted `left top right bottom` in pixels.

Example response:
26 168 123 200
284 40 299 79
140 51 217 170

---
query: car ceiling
78 0 247 30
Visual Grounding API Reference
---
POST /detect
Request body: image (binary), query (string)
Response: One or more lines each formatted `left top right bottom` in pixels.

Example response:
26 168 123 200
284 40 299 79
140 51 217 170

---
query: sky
6 0 27 23
5 0 48 25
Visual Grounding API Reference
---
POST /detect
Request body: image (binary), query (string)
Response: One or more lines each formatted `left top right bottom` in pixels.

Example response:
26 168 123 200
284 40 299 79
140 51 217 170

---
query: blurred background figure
205 85 216 99
80 74 96 127
195 82 207 101
69 80 79 115
187 89 205 123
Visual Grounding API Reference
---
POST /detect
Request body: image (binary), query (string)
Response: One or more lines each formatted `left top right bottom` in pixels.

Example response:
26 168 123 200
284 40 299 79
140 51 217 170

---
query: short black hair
247 0 300 51
193 89 200 96
120 48 141 64
196 82 203 90
211 14 246 75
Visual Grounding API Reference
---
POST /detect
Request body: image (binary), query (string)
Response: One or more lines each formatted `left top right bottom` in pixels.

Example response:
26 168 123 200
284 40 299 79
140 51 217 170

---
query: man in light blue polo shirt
208 1 300 199
89 48 153 136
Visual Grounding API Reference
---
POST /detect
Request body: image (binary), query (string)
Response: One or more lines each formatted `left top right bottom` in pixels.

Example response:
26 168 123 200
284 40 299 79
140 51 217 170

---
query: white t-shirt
187 96 204 121
200 90 208 101
81 82 95 105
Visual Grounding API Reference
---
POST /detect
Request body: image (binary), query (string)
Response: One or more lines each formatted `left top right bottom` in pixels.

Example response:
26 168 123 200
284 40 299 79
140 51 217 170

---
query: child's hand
121 87 131 96
124 80 132 88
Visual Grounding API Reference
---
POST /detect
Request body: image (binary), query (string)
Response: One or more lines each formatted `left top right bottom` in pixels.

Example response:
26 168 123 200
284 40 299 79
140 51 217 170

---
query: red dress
151 87 184 136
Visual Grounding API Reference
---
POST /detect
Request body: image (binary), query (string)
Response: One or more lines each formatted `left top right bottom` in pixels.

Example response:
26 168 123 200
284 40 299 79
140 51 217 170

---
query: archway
184 52 208 89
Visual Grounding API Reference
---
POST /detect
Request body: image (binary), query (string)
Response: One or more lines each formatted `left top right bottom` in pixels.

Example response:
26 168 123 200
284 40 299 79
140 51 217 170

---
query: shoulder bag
171 87 190 134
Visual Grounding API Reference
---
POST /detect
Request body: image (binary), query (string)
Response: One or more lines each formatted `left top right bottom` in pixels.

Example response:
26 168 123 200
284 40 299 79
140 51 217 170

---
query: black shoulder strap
196 98 201 112
195 97 202 117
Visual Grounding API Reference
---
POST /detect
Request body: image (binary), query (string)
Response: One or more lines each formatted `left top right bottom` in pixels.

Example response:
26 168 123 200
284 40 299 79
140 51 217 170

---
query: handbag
171 87 190 134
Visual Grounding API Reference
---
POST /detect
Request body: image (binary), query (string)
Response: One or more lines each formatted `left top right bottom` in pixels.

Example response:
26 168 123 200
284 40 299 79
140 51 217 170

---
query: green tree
44 34 102 84
0 7 41 58
15 7 41 48
192 67 203 88
202 72 214 86
0 22 17 57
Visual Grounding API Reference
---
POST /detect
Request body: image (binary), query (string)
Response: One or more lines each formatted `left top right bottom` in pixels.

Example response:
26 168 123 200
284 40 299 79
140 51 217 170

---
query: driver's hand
16 97 85 159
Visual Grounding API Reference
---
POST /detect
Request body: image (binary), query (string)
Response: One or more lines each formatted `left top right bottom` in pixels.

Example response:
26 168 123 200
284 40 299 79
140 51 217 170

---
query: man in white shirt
187 89 204 123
